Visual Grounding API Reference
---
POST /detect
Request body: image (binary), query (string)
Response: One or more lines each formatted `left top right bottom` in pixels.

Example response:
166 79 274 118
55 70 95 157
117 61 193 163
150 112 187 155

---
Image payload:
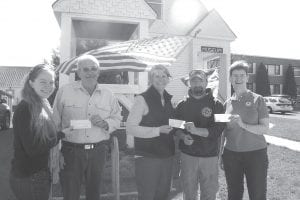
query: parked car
0 98 11 130
264 96 293 114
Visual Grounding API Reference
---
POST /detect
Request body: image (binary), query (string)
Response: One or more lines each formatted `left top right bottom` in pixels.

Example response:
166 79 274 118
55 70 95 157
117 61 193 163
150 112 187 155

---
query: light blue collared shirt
53 81 122 144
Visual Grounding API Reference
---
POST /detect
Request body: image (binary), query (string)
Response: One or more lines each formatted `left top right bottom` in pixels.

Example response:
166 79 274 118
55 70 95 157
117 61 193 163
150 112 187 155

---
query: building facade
52 0 236 104
0 66 32 110
231 54 300 100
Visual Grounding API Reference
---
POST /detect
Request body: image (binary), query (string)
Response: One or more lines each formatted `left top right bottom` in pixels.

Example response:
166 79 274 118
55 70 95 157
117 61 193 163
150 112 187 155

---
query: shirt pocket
95 103 111 119
64 102 85 119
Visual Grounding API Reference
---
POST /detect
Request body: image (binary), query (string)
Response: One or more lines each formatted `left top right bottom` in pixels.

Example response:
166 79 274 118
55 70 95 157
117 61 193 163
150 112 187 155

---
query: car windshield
278 97 291 103
269 98 277 103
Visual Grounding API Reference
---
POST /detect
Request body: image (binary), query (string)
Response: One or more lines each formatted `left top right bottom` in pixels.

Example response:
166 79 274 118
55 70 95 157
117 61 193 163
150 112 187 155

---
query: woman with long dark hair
10 64 65 200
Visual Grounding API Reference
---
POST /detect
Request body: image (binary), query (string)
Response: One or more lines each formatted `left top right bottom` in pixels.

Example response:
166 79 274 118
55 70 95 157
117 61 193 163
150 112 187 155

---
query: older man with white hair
53 55 122 200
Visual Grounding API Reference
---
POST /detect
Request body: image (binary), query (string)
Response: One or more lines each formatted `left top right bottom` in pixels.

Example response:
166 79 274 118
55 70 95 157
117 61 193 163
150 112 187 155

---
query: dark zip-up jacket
175 89 225 157
134 86 175 158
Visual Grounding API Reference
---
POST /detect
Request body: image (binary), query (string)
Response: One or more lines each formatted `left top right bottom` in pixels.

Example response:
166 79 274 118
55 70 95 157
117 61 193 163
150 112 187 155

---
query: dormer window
145 0 163 19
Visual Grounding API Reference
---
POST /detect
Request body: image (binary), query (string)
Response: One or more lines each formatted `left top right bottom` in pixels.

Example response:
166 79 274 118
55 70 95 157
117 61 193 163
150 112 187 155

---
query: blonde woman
126 65 175 200
10 64 65 200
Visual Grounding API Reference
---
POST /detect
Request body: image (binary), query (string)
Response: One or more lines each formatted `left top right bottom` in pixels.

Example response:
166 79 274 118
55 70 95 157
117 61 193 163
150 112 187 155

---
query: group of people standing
9 54 269 200
127 61 269 200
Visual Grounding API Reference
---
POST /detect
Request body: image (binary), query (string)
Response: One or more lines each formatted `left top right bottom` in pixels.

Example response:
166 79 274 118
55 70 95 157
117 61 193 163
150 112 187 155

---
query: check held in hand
214 114 232 122
169 119 186 129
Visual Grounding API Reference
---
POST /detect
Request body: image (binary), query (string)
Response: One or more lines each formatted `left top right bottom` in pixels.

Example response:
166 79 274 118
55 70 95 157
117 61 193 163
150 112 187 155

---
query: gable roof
52 0 156 24
188 9 237 41
0 67 32 88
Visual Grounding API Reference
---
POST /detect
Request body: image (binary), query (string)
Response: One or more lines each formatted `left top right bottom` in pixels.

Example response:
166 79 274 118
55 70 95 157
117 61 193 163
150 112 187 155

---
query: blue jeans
60 142 107 200
222 148 268 200
135 156 174 200
180 153 219 200
10 169 51 200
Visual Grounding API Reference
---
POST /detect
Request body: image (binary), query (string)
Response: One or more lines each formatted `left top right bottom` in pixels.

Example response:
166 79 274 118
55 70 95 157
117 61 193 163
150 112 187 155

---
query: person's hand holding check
184 122 209 137
228 114 245 128
90 114 109 130
159 125 173 134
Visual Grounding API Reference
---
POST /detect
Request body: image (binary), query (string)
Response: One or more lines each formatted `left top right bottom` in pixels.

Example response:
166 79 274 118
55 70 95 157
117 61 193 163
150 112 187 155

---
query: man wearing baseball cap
175 69 225 200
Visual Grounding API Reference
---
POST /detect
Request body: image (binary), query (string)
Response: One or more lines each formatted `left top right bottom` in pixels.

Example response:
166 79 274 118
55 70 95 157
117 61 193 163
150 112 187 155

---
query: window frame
294 67 300 77
270 84 281 95
266 64 281 76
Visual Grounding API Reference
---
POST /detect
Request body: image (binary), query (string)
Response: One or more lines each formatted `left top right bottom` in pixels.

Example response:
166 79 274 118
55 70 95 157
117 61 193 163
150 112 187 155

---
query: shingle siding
53 0 156 19
0 67 32 88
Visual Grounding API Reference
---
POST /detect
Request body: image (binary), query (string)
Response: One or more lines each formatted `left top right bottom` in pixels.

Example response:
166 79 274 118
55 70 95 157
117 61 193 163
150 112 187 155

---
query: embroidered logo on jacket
201 107 212 117
245 101 252 106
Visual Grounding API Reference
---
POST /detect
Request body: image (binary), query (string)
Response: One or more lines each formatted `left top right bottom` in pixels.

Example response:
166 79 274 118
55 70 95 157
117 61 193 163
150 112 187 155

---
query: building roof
232 54 300 66
0 67 32 88
188 9 237 41
52 0 156 25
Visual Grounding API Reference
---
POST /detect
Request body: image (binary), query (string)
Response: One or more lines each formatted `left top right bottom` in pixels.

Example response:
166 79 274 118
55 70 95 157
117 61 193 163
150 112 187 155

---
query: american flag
56 35 191 74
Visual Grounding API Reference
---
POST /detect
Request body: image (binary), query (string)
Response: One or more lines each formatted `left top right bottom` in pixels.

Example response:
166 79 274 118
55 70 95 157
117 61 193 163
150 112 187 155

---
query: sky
0 0 299 66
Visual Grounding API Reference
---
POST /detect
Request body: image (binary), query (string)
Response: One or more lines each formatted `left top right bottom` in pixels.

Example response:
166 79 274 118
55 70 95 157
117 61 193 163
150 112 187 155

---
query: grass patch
169 145 300 200
268 117 300 141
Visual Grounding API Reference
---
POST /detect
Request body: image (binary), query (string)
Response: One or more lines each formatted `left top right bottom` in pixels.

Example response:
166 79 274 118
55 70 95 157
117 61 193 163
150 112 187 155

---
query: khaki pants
180 153 219 200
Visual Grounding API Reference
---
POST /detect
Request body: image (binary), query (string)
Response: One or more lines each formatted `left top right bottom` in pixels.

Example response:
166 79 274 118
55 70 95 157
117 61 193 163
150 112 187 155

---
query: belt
62 141 105 150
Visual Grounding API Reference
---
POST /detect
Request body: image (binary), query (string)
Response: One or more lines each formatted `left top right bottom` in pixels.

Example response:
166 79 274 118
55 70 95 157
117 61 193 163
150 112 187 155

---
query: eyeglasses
152 73 169 80
81 67 98 73
231 74 247 78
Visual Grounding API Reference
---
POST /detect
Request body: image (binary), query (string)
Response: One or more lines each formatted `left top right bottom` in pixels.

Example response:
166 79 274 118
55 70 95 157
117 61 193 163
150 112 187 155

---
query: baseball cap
189 69 207 80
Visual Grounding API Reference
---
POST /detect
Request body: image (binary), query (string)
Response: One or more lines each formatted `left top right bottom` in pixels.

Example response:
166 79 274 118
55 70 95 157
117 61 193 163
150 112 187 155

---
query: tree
255 62 270 96
283 65 297 98
51 48 60 68
48 48 60 106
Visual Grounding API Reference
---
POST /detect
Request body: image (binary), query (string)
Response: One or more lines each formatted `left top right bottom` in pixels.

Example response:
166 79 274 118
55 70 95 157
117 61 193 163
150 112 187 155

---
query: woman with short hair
221 60 269 200
126 65 175 200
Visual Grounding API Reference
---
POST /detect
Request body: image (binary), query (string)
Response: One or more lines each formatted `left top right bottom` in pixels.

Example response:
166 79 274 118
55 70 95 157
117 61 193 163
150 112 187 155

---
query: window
247 83 254 91
266 64 281 75
270 84 280 94
207 57 220 69
145 0 163 19
248 63 254 73
297 85 300 95
294 66 300 77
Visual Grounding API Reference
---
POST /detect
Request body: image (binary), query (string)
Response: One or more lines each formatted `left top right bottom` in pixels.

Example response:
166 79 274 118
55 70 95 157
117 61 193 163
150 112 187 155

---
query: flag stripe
56 36 191 74
67 65 152 73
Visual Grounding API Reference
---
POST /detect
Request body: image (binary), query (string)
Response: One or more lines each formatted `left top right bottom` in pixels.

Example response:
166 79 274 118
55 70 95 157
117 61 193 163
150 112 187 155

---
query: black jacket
175 89 225 157
11 100 61 177
134 86 175 158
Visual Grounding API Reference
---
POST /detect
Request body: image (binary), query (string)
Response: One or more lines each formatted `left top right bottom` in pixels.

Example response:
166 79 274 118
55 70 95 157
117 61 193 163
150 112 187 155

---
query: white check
70 120 92 129
214 114 232 122
169 119 186 129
